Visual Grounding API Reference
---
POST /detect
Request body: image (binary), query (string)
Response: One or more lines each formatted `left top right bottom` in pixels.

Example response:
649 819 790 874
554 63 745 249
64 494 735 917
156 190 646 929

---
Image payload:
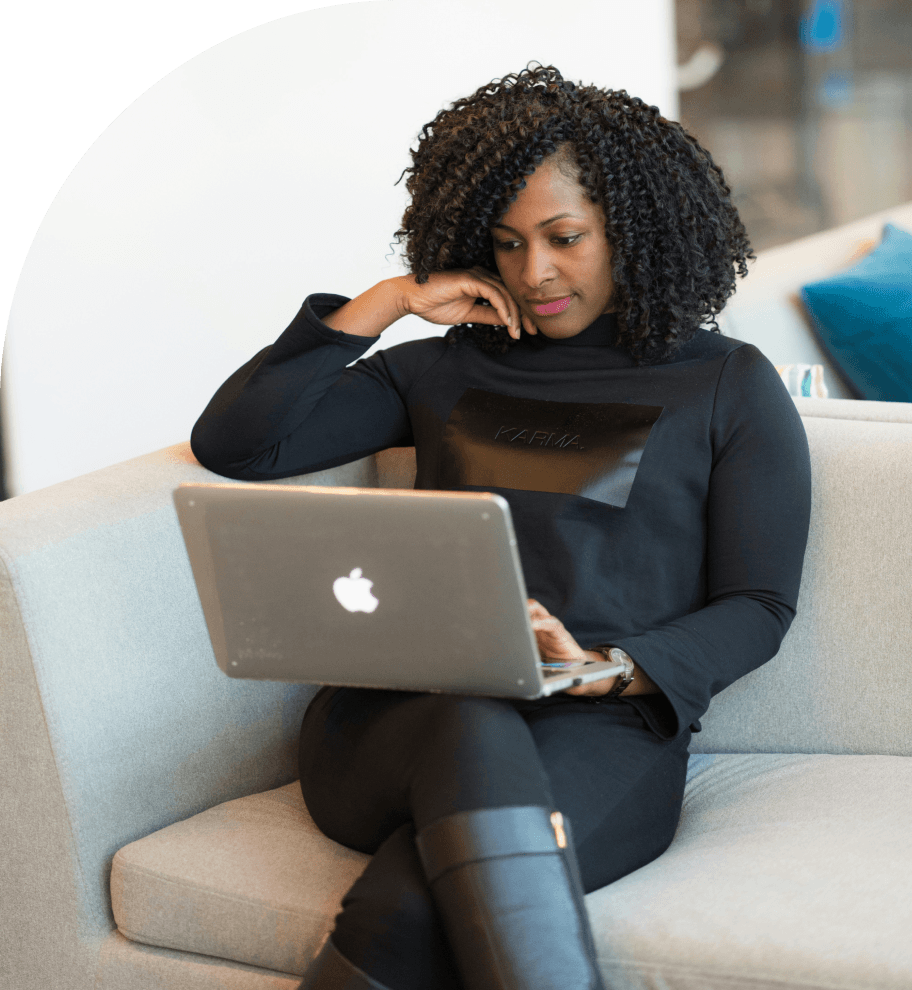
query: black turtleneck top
191 292 812 740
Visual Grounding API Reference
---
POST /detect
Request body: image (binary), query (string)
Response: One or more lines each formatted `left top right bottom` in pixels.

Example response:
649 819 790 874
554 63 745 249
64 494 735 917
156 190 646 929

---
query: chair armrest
0 441 380 961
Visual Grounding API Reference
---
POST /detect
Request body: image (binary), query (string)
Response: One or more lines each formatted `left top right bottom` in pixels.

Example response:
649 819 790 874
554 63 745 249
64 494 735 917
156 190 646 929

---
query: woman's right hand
322 269 540 339
395 267 539 341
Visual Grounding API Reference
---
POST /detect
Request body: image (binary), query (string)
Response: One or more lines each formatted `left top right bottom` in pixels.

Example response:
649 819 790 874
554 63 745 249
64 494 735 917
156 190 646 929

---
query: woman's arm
190 279 415 479
189 291 415 479
322 268 527 338
190 269 528 481
320 279 406 337
600 344 813 737
529 344 811 735
573 651 660 697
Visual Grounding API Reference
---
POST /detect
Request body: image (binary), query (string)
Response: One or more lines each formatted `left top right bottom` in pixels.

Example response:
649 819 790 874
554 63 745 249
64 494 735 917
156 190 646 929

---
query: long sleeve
191 293 447 480
607 344 813 739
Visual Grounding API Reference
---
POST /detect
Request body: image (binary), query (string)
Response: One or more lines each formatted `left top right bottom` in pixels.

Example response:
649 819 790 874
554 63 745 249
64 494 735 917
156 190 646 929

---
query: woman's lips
531 295 572 316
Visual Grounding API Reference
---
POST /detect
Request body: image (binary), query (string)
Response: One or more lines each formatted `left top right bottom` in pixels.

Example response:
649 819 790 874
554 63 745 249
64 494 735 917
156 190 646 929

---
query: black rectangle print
439 388 664 509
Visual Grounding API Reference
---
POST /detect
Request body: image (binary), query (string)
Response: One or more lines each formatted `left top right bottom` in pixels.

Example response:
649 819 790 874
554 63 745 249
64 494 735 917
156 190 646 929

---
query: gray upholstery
110 784 370 975
2 403 912 990
590 753 912 989
108 758 912 990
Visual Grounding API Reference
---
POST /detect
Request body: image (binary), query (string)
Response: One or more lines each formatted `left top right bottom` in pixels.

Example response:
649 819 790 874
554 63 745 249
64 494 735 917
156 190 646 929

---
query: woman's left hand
526 599 619 697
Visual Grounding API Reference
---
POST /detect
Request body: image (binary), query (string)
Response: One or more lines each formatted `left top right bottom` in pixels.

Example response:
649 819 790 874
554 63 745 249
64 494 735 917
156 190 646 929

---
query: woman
191 63 812 990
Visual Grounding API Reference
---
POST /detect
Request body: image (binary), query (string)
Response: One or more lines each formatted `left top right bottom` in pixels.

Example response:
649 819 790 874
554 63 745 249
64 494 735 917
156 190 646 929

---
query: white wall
2 0 677 496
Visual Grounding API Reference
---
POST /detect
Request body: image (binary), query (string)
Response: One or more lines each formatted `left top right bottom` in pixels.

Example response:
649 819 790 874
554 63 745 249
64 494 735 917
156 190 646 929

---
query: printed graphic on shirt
439 388 663 508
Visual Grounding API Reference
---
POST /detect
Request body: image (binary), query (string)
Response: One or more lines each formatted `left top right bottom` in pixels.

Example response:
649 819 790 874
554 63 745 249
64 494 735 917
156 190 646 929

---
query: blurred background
675 0 912 250
1 0 910 500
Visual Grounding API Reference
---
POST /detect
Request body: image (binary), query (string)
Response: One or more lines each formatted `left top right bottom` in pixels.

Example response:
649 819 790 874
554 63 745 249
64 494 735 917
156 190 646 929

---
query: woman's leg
297 689 688 989
408 699 688 990
298 686 554 851
298 687 558 989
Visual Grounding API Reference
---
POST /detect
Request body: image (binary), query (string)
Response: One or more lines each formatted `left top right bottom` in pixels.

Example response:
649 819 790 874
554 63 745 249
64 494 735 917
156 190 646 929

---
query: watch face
609 648 633 678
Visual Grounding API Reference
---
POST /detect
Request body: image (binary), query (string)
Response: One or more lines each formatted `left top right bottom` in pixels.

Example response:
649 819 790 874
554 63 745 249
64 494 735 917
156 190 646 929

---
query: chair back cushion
695 414 912 755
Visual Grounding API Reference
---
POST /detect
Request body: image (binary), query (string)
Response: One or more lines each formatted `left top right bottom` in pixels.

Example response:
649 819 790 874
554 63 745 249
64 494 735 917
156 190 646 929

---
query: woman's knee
414 694 528 754
406 695 553 827
573 740 689 892
300 689 553 842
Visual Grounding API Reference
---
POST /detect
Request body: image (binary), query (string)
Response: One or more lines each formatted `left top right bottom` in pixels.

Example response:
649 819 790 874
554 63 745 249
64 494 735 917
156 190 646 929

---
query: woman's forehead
497 161 600 223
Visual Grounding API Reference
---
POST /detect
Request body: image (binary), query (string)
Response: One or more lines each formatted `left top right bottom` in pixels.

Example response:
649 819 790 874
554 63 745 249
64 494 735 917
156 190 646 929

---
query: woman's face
491 154 617 339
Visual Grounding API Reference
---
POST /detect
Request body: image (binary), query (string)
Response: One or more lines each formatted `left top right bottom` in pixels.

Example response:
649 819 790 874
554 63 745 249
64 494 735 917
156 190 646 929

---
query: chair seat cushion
590 753 912 989
112 754 912 986
111 782 370 976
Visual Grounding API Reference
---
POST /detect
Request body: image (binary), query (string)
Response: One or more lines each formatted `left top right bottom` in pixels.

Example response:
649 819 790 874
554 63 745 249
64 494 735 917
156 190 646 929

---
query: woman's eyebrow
492 212 584 232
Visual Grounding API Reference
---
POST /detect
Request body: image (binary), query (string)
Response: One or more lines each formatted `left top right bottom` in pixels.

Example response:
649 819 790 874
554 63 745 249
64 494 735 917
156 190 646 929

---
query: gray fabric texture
793 395 912 421
0 565 105 990
589 752 912 990
110 755 912 989
96 931 302 990
111 783 369 975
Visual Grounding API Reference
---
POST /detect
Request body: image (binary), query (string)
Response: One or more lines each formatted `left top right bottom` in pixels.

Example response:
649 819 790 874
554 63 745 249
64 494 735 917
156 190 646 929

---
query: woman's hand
395 268 540 340
322 270 539 339
527 599 620 697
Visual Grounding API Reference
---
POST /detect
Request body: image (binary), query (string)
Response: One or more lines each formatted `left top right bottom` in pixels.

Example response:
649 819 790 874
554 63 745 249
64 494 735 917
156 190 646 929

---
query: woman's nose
521 243 557 288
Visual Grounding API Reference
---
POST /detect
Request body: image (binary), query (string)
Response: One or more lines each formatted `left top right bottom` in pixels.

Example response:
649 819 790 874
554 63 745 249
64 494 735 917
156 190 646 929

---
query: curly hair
392 62 755 366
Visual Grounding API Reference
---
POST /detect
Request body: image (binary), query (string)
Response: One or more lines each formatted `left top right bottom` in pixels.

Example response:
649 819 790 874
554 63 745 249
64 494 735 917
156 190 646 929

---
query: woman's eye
494 235 580 250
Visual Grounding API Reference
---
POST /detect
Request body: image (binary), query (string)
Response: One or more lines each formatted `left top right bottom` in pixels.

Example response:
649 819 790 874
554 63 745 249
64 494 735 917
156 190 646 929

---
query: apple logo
332 567 379 613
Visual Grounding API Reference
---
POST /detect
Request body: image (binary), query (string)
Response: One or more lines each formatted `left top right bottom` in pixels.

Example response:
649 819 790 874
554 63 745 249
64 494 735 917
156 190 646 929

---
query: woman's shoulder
372 332 451 366
673 326 752 363
670 331 794 415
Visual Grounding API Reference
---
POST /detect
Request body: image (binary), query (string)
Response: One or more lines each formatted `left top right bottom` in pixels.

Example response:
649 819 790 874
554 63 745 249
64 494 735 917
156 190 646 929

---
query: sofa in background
715 198 912 402
799 220 912 402
3 390 912 990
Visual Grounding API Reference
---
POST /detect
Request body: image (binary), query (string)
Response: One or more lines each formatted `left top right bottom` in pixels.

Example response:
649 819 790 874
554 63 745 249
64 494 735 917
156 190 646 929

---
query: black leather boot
298 935 394 989
415 805 606 990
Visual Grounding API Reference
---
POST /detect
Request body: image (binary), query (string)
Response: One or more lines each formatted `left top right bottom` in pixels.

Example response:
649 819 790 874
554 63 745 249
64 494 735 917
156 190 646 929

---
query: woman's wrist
590 647 660 697
321 278 407 337
585 648 623 695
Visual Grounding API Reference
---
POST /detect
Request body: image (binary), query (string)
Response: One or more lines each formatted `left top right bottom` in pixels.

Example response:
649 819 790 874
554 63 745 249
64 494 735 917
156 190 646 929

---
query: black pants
298 687 690 990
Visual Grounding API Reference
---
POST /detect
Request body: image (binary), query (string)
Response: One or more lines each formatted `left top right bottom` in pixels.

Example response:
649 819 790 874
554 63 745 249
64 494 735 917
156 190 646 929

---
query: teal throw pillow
799 222 912 401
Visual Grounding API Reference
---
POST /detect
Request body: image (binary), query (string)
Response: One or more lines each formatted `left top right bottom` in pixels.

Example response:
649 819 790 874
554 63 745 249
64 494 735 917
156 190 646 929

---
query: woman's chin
536 321 589 340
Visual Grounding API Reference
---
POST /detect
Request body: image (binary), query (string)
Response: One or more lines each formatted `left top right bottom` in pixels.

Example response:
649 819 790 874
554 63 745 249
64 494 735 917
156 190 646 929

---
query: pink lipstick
531 295 572 316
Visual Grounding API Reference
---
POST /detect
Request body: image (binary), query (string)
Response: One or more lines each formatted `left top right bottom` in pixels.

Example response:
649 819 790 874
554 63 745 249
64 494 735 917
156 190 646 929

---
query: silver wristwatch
596 646 635 699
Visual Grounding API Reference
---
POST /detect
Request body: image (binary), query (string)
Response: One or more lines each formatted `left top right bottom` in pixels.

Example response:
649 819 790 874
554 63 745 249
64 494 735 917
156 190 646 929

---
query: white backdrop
2 0 676 496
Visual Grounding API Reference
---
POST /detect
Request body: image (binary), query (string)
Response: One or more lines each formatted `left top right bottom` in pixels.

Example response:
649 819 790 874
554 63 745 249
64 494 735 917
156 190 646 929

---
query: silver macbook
172 482 625 699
